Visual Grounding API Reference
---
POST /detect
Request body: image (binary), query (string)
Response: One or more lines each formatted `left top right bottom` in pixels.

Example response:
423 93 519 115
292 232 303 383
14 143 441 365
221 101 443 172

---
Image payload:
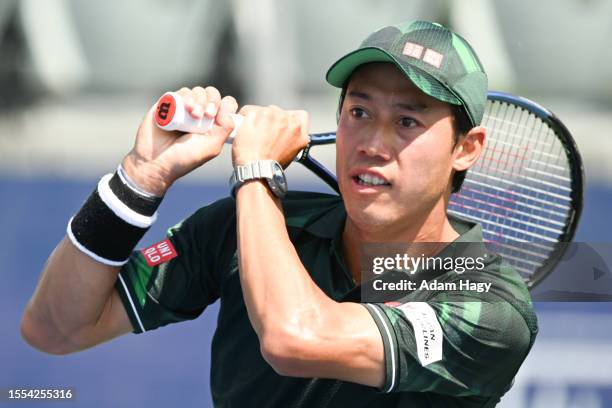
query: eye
350 107 369 119
399 117 418 128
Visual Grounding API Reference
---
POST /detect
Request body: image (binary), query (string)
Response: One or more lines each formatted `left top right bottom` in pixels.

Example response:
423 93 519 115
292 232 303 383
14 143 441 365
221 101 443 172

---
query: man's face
336 62 458 235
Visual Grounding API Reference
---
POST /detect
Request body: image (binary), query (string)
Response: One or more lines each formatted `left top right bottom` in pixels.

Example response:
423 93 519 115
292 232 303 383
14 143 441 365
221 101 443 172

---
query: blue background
1 178 611 407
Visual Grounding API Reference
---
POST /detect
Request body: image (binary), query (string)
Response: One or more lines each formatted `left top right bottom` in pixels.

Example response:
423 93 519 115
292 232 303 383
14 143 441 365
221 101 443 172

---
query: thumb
215 96 239 131
209 96 239 143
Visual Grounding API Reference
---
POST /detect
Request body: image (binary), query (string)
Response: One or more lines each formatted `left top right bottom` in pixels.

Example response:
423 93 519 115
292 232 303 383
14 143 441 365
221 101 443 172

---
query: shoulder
490 256 539 339
442 249 539 341
282 191 343 223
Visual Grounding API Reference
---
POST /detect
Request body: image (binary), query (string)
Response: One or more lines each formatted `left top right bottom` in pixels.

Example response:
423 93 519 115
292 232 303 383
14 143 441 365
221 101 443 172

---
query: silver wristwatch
230 160 288 198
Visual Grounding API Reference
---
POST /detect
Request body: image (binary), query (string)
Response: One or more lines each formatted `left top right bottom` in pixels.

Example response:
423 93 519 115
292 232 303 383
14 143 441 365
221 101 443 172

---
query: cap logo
402 42 424 59
423 49 444 68
403 41 444 69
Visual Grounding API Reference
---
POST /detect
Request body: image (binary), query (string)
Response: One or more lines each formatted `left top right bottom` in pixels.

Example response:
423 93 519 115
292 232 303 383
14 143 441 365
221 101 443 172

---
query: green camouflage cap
326 21 488 127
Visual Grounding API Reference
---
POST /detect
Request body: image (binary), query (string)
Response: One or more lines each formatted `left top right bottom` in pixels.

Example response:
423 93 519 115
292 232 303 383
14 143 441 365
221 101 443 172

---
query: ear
452 126 486 172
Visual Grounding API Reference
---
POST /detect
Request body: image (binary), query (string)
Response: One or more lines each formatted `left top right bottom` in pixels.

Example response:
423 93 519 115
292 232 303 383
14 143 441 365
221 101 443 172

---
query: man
21 21 537 407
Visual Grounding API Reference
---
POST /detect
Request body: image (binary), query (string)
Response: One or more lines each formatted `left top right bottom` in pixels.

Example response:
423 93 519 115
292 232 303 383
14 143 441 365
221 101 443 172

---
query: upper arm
72 200 228 346
23 199 231 355
79 287 134 347
21 283 133 355
21 237 134 355
262 300 386 388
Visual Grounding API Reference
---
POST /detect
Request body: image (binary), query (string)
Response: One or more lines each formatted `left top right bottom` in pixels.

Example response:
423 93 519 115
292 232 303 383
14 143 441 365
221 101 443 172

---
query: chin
345 200 400 233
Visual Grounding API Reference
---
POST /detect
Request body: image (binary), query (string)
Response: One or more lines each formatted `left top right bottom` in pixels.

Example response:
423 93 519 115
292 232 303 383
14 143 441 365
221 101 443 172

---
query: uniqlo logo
402 42 424 59
141 239 178 267
423 49 444 68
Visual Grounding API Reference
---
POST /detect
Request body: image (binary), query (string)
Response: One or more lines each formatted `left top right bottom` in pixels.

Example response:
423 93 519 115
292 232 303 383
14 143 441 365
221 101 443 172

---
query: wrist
230 160 288 199
68 169 163 265
121 153 173 197
235 179 276 199
232 155 264 168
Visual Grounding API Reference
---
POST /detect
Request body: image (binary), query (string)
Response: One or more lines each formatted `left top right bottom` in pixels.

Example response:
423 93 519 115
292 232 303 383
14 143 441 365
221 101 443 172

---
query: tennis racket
154 91 584 289
298 91 584 289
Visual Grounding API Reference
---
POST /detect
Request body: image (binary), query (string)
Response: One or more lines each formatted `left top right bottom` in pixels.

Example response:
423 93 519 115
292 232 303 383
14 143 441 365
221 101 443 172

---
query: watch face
271 162 288 194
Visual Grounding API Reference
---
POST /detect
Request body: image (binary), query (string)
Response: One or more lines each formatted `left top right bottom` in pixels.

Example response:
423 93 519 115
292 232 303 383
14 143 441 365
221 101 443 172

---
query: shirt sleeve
115 199 234 333
363 296 536 397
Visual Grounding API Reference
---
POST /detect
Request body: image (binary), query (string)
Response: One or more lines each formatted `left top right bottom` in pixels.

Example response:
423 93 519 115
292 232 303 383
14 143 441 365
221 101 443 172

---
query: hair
336 86 472 194
449 104 472 193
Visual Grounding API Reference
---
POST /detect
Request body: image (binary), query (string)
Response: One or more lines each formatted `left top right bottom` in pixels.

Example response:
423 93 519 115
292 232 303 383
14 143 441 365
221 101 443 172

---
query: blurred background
1 0 612 407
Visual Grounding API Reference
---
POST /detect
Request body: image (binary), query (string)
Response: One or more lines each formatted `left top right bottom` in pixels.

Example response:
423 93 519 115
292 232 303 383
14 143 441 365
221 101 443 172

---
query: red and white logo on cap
403 41 444 69
141 239 178 267
423 49 444 68
403 42 424 59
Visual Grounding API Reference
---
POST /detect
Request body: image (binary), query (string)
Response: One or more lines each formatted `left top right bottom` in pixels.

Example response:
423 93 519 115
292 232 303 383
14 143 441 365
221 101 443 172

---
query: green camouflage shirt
116 191 538 407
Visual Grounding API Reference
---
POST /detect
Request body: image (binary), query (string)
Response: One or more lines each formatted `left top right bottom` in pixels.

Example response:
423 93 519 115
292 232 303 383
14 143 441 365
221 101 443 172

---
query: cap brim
326 47 461 105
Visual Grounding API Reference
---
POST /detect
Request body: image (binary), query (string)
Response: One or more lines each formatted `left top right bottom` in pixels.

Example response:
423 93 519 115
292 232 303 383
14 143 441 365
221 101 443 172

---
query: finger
176 87 196 113
238 105 259 116
216 96 239 129
267 105 287 123
288 109 309 122
190 86 207 118
204 86 222 118
289 110 310 144
176 87 191 99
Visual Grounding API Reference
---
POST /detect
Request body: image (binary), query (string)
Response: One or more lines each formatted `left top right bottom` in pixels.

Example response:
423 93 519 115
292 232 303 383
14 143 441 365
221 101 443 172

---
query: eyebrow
347 90 429 112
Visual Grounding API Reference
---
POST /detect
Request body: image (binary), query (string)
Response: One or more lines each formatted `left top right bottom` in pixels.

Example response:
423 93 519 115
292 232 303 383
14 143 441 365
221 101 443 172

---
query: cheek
397 135 454 188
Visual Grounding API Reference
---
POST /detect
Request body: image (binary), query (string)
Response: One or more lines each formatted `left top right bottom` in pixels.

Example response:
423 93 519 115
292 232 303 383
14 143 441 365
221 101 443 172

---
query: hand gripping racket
154 92 305 159
154 91 584 289
155 92 244 140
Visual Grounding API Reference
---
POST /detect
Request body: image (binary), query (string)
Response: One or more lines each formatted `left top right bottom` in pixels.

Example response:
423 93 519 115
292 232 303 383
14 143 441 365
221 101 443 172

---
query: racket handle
154 91 304 161
154 92 242 143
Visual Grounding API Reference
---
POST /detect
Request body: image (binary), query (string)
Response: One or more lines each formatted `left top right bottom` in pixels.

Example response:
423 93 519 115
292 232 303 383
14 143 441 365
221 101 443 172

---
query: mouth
349 170 391 188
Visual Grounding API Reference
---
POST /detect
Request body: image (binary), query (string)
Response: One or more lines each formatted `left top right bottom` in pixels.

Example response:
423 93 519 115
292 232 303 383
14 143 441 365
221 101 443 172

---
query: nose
357 127 392 161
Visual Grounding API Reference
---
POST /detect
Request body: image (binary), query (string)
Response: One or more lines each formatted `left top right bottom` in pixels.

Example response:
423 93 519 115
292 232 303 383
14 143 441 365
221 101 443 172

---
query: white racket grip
154 91 303 160
154 92 242 143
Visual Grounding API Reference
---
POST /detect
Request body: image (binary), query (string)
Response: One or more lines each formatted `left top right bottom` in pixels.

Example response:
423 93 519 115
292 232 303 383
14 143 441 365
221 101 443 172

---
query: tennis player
22 21 537 407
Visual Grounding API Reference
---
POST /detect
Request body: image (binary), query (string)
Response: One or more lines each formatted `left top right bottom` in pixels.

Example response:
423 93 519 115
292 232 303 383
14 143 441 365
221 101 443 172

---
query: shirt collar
448 213 484 242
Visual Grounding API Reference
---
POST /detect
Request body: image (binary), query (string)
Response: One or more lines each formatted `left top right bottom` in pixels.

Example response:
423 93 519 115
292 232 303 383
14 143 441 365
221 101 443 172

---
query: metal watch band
230 160 286 198
234 161 275 183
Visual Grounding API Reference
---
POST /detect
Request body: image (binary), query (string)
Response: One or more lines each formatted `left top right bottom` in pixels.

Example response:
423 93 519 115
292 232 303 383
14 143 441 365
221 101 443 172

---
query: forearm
23 159 160 350
22 237 126 353
235 181 384 385
236 181 332 338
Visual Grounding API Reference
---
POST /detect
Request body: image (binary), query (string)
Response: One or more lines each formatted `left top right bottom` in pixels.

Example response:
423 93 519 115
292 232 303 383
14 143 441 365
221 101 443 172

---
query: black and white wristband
67 166 164 266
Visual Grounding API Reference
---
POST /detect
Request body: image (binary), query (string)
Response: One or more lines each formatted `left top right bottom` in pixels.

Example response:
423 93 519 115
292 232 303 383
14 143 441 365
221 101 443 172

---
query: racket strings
449 100 574 281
